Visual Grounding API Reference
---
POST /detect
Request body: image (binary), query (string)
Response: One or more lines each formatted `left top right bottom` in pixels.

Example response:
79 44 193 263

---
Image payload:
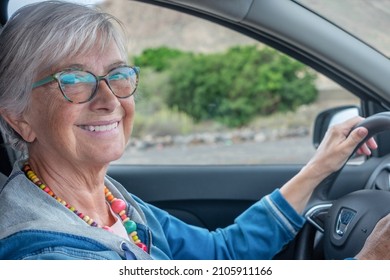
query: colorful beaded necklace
23 162 148 252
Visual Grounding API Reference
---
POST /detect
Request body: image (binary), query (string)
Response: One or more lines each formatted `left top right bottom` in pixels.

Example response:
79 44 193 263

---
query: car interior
3 0 390 260
0 0 10 182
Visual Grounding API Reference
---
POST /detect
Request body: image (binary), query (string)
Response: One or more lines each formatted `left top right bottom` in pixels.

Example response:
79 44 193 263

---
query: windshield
296 0 390 57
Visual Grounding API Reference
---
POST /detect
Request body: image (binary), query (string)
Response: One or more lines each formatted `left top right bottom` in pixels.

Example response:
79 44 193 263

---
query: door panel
108 164 302 229
108 163 375 230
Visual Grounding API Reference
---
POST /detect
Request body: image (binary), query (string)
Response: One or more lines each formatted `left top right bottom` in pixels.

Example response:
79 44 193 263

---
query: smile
79 122 119 132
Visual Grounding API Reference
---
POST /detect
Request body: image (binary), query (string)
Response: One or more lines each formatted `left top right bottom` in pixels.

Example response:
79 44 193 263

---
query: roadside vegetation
131 45 318 138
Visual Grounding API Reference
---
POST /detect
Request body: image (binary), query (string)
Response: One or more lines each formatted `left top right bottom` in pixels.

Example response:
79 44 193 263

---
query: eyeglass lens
58 66 138 103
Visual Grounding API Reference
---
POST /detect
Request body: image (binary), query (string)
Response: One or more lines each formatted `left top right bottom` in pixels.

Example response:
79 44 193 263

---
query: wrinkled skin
356 213 390 260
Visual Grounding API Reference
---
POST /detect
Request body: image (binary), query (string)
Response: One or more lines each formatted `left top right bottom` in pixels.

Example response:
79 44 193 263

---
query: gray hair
0 1 128 157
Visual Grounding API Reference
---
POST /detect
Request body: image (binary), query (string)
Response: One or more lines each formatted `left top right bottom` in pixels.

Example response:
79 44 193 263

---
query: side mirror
313 105 360 149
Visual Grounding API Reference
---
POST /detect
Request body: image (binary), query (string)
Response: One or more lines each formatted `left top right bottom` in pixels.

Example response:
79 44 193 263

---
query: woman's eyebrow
68 64 85 70
54 64 84 71
107 61 127 69
53 61 127 73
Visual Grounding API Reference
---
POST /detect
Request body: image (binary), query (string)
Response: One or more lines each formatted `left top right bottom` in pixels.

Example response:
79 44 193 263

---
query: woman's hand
355 213 390 260
305 116 377 180
281 116 377 214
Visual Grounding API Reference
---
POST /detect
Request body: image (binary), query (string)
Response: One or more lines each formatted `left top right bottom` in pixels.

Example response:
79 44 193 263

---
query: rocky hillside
99 0 257 55
99 0 390 56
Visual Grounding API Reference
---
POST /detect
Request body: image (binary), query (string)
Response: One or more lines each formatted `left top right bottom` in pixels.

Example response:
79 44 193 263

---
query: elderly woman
0 1 382 260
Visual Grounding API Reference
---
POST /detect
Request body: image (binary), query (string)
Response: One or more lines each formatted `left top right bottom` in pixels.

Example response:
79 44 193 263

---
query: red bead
111 199 126 214
137 243 148 252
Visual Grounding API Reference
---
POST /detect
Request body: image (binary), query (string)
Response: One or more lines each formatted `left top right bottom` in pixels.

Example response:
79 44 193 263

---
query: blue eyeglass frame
32 65 140 104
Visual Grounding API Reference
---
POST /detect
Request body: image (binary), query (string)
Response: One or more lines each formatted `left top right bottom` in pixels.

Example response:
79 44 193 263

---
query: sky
8 0 105 16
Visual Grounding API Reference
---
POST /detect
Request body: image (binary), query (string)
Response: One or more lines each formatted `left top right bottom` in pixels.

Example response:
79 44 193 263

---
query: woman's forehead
38 40 126 75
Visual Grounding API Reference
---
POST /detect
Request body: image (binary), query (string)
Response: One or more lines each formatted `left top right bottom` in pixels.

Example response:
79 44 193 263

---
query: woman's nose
89 79 121 111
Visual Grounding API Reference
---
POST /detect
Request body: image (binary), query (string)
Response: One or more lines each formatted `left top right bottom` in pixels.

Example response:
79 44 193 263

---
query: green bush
134 47 191 72
166 45 318 127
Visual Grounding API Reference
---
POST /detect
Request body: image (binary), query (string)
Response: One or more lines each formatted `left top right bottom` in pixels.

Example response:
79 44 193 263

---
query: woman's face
21 40 135 167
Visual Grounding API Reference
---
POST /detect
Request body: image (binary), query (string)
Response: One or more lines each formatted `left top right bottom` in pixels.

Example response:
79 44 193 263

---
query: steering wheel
295 111 390 260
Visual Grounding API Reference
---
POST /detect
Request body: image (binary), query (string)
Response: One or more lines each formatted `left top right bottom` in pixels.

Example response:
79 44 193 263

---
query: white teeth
83 122 118 132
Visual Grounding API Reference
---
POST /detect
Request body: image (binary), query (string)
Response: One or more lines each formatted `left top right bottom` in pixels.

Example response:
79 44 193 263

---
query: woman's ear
1 111 36 143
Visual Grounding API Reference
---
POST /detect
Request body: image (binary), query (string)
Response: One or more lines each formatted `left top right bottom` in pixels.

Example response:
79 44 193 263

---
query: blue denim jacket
0 163 305 260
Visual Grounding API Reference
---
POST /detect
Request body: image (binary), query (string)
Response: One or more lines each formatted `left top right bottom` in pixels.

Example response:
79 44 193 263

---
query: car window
7 0 361 166
103 1 360 165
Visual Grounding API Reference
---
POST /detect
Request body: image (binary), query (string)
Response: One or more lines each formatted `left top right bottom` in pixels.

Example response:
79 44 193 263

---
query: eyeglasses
32 66 140 104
